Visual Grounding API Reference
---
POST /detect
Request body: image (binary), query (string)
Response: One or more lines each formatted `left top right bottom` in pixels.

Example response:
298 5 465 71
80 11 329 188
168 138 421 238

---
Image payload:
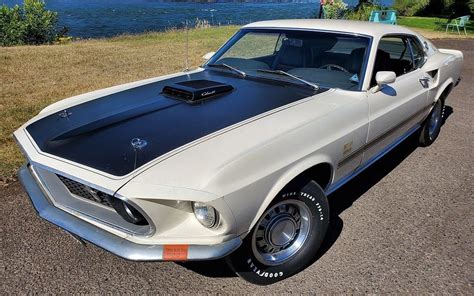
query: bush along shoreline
1 0 69 46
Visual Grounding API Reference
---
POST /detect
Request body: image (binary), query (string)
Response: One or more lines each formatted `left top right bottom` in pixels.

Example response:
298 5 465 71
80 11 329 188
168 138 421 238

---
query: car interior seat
346 47 366 76
371 49 391 86
272 38 306 71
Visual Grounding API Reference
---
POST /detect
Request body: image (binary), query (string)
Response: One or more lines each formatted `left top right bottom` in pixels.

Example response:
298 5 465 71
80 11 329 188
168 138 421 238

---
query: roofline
242 19 418 38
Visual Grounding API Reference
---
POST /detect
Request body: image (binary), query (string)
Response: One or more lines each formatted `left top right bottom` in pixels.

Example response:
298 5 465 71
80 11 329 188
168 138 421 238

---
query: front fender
223 153 335 237
247 155 334 234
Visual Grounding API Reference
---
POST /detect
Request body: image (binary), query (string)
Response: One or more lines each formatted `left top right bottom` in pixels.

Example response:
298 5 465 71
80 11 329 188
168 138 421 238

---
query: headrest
347 47 366 74
306 37 338 53
282 38 303 47
278 44 305 67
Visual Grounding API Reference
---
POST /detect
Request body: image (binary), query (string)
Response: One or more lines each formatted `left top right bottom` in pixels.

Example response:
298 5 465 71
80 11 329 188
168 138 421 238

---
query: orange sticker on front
163 244 189 261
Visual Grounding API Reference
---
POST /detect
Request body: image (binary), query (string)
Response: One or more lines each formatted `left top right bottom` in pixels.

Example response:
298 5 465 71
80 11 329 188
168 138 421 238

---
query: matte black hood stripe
26 70 324 176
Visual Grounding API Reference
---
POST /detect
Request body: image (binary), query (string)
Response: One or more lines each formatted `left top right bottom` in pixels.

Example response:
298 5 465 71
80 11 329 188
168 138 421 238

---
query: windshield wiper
257 69 319 91
207 63 246 78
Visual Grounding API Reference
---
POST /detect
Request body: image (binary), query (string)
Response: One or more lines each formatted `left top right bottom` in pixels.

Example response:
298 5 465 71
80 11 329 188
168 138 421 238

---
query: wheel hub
252 200 311 266
266 215 297 247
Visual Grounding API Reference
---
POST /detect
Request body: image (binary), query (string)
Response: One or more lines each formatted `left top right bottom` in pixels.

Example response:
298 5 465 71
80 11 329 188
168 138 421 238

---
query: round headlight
193 202 219 228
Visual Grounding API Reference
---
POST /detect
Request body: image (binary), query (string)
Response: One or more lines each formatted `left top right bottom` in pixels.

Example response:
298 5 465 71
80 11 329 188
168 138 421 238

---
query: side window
409 37 426 69
371 36 415 86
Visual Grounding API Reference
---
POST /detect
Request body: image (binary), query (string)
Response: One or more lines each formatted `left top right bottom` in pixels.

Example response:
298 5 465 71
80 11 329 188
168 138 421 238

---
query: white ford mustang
15 19 463 285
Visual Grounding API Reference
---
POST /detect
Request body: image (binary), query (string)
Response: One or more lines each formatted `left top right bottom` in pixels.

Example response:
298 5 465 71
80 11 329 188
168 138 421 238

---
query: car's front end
18 164 242 261
12 67 258 261
16 125 243 261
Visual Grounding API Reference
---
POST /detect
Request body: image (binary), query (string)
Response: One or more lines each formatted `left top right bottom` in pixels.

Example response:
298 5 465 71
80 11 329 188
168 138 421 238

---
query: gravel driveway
1 39 473 294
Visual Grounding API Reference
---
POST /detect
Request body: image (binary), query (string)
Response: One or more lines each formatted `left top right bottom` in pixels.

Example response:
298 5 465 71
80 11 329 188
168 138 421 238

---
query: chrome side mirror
372 71 396 93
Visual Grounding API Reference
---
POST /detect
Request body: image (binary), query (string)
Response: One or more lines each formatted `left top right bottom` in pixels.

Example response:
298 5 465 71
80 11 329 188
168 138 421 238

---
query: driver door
362 35 430 164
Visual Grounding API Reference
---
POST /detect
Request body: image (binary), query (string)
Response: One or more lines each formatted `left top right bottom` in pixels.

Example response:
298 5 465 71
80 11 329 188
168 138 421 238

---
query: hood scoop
162 79 233 104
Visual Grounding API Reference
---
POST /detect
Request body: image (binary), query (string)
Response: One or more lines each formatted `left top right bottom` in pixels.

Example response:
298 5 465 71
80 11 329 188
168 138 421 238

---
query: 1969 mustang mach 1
15 20 463 285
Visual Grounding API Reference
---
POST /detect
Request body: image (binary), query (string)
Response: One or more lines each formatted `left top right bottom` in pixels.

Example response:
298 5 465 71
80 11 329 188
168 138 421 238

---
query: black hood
26 70 324 176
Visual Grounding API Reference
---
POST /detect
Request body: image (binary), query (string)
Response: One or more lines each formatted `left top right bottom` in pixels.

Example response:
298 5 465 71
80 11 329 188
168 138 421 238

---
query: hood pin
131 138 147 150
131 138 147 171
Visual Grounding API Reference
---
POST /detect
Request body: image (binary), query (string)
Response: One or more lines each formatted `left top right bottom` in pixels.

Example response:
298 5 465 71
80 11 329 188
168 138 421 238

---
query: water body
2 0 393 38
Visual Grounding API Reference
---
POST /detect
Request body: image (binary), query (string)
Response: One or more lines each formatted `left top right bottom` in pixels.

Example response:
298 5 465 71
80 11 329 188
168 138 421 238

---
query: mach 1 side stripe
338 104 433 168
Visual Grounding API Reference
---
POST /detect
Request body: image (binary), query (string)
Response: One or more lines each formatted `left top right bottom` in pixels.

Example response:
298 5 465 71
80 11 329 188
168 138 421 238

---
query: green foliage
393 0 430 16
0 5 24 46
0 0 60 46
322 0 349 19
445 0 473 17
345 2 384 20
416 0 472 17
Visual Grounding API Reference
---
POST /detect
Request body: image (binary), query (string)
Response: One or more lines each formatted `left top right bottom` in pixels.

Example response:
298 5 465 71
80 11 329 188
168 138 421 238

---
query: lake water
2 0 393 38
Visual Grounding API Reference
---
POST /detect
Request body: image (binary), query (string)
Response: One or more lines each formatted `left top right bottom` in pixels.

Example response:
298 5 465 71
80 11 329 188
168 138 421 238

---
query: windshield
206 29 371 91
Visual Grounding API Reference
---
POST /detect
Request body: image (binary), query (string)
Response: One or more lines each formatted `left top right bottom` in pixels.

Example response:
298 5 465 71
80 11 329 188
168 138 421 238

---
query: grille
57 175 114 208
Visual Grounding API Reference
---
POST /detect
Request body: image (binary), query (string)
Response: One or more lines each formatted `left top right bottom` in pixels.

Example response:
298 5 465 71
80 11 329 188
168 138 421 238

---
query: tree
420 0 472 17
0 0 59 46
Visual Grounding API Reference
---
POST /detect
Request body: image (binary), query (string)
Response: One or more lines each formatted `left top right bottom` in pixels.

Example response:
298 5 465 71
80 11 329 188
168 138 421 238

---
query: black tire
226 178 329 285
419 99 444 147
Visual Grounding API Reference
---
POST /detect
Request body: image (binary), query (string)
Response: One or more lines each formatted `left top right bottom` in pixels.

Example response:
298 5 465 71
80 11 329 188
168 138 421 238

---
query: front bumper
18 165 241 261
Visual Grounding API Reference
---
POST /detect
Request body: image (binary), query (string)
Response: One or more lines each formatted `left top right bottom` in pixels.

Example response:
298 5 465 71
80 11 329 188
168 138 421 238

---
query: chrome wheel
252 200 311 266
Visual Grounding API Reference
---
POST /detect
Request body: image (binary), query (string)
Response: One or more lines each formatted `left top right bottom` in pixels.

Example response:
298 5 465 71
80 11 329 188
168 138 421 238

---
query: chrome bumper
18 165 241 261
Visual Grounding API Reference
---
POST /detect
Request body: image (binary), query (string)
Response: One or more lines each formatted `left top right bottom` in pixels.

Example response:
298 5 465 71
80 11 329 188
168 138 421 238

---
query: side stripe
338 104 432 168
326 123 421 195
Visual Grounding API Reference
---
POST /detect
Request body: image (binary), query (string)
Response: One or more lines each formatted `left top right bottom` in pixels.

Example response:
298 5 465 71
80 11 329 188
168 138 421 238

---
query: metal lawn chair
369 10 397 25
446 15 470 35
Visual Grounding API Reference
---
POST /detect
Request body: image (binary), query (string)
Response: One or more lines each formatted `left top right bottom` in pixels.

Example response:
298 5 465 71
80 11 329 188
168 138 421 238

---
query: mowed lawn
0 26 239 181
398 16 474 38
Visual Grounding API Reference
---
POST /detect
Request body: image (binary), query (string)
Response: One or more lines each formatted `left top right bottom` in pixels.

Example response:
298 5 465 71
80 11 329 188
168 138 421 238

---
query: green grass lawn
399 16 473 33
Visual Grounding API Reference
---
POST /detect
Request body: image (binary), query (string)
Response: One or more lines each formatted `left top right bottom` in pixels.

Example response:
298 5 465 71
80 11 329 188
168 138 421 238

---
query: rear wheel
226 178 329 285
419 99 444 147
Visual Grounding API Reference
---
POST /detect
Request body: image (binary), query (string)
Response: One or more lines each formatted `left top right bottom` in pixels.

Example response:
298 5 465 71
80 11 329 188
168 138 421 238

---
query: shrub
345 2 385 21
0 0 60 46
0 5 25 46
322 0 349 19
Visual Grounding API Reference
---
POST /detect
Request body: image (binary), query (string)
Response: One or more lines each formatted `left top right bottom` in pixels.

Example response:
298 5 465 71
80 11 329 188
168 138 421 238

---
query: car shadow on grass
178 106 453 279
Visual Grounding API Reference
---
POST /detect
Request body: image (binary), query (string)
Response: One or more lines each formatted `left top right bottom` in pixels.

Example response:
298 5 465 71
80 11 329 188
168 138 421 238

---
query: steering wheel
319 64 350 73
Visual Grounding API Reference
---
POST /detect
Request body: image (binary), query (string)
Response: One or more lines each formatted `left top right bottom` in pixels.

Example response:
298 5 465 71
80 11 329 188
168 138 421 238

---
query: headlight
192 202 219 228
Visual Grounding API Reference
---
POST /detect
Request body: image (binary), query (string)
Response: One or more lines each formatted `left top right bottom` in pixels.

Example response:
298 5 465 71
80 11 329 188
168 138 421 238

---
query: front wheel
419 99 444 147
226 178 329 285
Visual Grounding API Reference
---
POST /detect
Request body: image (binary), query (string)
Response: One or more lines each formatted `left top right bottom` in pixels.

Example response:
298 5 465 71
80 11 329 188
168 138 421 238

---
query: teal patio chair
369 10 397 25
446 15 470 35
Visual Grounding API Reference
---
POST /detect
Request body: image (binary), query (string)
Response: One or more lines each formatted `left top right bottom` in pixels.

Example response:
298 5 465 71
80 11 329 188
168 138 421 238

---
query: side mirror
372 71 396 93
202 51 215 61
